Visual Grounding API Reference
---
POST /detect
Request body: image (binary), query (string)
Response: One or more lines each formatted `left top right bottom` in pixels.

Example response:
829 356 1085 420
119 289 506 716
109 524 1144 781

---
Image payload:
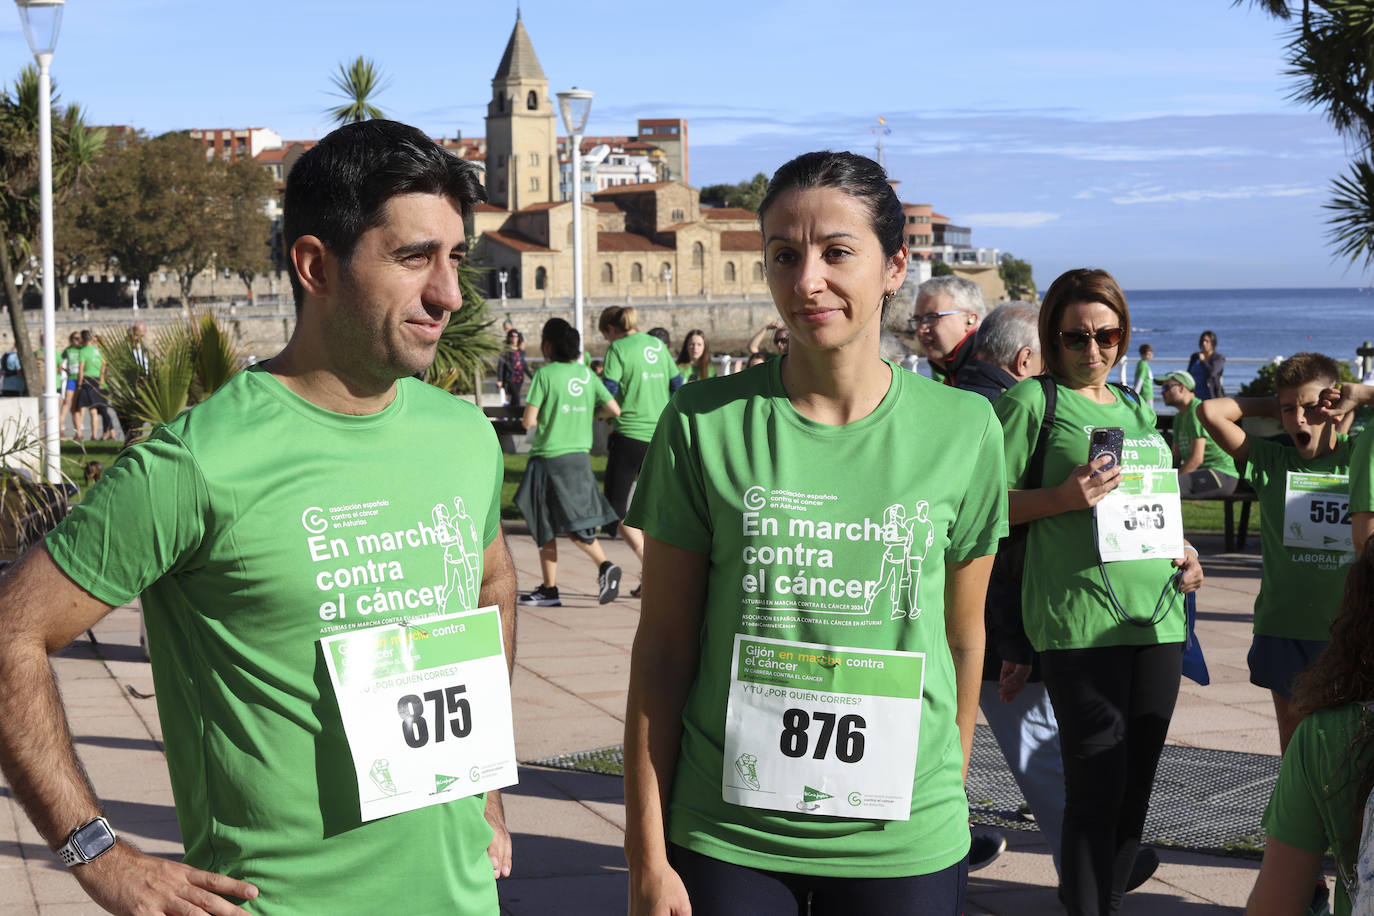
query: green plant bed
500 453 608 519
1181 498 1261 535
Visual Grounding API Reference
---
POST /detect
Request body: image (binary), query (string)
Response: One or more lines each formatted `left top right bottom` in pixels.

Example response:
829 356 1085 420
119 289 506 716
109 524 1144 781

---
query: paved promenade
2 529 1278 914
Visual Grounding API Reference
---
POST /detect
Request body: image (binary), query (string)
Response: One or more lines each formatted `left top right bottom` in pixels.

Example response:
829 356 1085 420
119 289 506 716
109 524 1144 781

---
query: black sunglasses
1058 328 1123 351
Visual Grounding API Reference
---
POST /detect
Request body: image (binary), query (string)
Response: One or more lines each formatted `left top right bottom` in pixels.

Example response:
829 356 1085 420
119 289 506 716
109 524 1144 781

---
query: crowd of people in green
4 121 1374 916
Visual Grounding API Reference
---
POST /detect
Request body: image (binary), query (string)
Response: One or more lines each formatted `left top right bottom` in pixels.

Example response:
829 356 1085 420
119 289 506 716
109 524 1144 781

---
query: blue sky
0 0 1356 289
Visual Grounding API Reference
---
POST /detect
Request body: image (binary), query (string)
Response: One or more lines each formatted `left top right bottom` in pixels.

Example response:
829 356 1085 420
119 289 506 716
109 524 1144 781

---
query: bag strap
1028 374 1058 489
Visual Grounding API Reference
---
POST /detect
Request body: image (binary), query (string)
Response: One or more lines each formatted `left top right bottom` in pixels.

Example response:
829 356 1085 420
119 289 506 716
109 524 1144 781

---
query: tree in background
87 132 273 307
328 56 388 126
426 261 501 395
217 158 275 302
999 253 1036 300
0 66 105 393
930 260 955 277
1242 1 1374 269
699 173 769 211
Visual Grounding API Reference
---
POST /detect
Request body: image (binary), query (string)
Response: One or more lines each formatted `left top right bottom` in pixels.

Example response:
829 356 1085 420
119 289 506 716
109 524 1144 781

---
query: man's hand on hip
74 842 259 916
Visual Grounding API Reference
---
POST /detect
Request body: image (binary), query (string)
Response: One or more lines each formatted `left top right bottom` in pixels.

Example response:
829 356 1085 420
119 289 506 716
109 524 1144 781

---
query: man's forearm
480 530 518 676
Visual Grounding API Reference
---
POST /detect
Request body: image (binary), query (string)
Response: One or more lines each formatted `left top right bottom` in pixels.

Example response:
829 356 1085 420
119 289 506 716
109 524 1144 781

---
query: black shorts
604 433 650 518
76 379 109 409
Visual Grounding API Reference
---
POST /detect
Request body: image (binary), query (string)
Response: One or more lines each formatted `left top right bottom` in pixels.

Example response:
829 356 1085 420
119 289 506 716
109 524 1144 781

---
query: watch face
73 819 115 860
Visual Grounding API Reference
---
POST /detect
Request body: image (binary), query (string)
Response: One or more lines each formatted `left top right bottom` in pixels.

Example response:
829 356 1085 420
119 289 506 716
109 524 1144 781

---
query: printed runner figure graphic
865 501 934 620
434 497 481 612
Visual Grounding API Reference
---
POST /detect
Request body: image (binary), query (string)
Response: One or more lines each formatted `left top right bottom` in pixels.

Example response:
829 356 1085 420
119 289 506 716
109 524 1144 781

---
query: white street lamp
130 278 140 312
662 264 672 299
15 0 65 484
498 269 508 304
557 88 593 356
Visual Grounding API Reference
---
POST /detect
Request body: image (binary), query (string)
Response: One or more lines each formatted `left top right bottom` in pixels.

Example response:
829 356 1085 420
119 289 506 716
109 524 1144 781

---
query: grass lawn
501 453 608 519
59 439 124 502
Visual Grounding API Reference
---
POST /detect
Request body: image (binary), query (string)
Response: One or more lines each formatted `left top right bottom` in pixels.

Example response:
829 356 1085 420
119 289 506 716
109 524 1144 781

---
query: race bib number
322 607 517 822
1094 468 1184 562
721 634 923 821
1283 472 1353 552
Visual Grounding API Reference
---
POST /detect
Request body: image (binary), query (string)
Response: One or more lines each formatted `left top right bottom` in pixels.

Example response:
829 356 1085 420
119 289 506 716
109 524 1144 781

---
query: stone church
470 14 768 302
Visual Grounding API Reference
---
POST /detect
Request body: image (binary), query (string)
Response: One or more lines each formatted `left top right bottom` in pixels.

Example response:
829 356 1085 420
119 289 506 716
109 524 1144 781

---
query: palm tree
327 56 388 125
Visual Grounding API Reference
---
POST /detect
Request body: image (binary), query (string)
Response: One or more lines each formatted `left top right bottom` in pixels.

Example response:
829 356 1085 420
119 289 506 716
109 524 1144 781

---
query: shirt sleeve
623 401 712 554
1262 715 1339 856
484 435 502 548
993 380 1044 490
593 375 614 408
526 367 548 408
603 341 625 392
946 402 1009 562
45 427 211 607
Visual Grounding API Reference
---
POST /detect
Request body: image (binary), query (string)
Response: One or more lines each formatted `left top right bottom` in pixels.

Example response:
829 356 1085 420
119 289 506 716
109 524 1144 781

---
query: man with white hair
954 302 1041 398
912 275 986 385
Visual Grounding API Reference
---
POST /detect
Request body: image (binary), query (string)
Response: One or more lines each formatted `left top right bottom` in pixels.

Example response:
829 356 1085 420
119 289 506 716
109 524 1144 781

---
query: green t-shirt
1133 359 1153 405
1263 703 1374 916
46 367 503 915
677 361 718 384
78 344 103 381
1245 435 1354 640
994 377 1185 651
1351 429 1374 514
61 345 82 377
526 360 612 458
1173 398 1238 478
602 332 675 441
625 359 1007 878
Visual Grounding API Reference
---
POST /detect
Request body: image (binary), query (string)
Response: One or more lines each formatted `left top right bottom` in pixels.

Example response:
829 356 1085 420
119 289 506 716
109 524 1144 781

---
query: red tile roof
704 208 756 221
597 232 672 252
482 231 554 253
659 222 694 233
720 230 763 251
517 201 566 212
474 202 507 213
591 181 673 197
590 201 620 213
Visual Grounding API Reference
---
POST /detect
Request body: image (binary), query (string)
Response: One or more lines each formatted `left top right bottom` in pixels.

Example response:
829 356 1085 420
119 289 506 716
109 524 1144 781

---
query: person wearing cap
1162 370 1238 498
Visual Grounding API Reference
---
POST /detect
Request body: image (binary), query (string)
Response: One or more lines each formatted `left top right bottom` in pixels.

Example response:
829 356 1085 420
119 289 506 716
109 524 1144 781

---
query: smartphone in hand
1088 426 1124 476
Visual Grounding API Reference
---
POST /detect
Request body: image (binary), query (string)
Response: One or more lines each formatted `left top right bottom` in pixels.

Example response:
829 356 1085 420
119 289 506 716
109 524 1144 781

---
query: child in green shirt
1200 352 1355 752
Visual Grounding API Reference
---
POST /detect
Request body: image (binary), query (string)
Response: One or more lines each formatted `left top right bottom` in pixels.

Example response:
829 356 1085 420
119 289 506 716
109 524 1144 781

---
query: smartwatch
56 816 117 866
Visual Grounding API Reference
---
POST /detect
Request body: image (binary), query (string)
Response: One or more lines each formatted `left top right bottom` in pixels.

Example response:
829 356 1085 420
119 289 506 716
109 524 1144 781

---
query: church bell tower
484 12 559 211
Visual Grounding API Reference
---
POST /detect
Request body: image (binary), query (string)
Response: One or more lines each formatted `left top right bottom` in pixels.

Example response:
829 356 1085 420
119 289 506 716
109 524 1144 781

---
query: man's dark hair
1274 351 1341 392
542 317 581 362
283 119 486 308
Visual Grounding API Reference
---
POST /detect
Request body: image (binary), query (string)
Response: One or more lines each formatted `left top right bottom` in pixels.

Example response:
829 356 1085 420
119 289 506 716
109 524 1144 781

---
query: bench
484 406 527 454
1159 413 1257 552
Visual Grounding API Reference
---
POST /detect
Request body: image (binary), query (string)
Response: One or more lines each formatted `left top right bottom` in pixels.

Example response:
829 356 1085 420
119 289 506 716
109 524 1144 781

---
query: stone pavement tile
1145 849 1261 909
1169 704 1274 738
521 767 625 804
1172 728 1278 755
516 715 624 761
518 652 629 678
37 904 104 915
581 800 626 832
499 872 628 916
511 671 614 719
27 860 90 905
500 802 623 877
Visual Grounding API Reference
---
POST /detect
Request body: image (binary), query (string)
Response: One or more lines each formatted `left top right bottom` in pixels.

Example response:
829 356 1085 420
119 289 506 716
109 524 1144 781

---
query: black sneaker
1016 803 1035 823
519 584 561 607
598 563 622 604
1125 846 1159 892
968 829 1006 872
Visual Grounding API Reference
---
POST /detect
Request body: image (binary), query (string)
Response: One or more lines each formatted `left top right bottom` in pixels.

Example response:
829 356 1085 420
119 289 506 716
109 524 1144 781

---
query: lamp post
15 0 65 484
130 278 140 312
557 88 593 355
662 264 673 299
498 269 508 304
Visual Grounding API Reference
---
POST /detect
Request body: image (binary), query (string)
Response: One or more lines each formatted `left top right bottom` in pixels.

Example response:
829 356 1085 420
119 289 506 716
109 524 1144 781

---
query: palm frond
327 56 389 125
188 311 241 403
426 261 500 394
1325 156 1374 269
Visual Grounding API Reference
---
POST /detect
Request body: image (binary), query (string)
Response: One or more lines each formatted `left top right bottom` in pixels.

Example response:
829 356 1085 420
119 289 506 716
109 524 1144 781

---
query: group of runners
0 121 1372 916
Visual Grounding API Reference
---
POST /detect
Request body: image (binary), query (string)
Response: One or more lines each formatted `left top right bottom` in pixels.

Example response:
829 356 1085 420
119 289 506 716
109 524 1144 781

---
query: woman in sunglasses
992 268 1204 915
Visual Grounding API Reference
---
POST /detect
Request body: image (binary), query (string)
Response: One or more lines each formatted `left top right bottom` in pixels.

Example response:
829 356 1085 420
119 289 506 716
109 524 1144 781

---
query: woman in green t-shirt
1250 541 1374 916
675 329 716 384
514 318 623 608
58 332 82 438
995 269 1204 914
624 152 1006 914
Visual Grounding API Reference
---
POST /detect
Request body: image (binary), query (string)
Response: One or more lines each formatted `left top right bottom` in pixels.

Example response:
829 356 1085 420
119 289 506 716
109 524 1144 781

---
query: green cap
1160 370 1194 390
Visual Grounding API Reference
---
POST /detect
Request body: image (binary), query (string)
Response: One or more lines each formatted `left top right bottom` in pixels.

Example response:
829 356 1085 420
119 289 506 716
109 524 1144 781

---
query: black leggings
668 844 967 916
603 432 650 519
1041 642 1182 916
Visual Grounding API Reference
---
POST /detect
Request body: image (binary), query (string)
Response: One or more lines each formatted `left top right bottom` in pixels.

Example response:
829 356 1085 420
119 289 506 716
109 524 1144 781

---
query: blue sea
1100 287 1374 397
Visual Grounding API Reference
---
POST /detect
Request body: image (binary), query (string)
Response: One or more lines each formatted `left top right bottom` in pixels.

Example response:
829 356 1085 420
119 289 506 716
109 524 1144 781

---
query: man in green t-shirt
1160 370 1238 498
0 121 516 914
1200 352 1354 753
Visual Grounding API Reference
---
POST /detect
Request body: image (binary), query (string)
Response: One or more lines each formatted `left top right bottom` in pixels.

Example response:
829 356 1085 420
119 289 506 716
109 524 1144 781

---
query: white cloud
960 211 1061 228
1110 184 1321 204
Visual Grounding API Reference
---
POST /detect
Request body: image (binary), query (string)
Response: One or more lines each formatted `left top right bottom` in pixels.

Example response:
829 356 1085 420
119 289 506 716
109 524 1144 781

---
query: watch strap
56 816 115 867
